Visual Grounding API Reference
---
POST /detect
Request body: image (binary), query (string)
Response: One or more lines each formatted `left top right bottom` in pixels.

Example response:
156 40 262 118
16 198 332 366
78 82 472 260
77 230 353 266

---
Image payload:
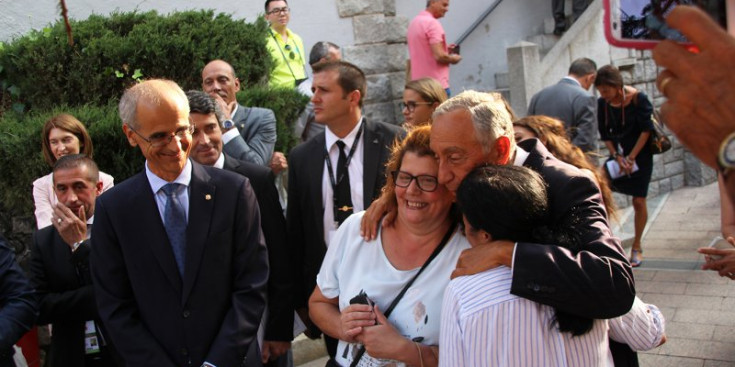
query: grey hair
309 41 340 67
185 90 226 128
119 79 189 129
432 90 515 153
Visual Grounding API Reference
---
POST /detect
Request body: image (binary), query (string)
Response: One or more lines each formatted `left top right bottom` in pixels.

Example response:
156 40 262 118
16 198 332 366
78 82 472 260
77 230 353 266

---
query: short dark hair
568 58 597 77
309 41 340 67
312 60 366 108
186 90 225 128
265 0 288 12
53 154 99 184
457 165 547 243
594 64 624 89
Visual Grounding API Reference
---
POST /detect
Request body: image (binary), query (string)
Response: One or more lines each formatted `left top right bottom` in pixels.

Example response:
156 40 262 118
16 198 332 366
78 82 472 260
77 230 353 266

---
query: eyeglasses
127 124 194 148
284 44 296 60
400 101 433 112
392 171 439 192
267 7 290 15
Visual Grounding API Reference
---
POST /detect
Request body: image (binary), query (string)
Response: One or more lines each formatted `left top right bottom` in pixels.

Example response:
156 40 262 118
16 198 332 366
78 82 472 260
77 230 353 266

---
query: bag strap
349 221 457 367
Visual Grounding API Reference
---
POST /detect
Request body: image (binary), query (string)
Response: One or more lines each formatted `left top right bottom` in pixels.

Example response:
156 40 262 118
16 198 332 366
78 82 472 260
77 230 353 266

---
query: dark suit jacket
287 119 403 309
513 139 635 318
528 78 598 152
223 154 293 342
0 235 36 367
30 227 117 366
91 161 268 367
223 104 277 166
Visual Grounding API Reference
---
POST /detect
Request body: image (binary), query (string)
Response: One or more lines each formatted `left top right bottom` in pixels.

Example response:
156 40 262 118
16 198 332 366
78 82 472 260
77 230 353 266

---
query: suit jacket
513 139 635 318
222 154 293 342
287 119 403 309
528 78 598 152
0 235 36 367
223 104 277 166
91 161 268 367
30 227 117 366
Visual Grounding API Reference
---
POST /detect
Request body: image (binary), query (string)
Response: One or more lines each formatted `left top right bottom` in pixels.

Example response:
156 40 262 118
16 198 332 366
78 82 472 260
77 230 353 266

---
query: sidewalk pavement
294 181 735 366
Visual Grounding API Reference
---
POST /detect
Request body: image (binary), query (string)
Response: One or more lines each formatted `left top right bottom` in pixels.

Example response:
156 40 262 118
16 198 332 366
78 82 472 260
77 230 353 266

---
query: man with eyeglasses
286 60 403 360
91 79 268 367
265 0 307 89
202 59 277 167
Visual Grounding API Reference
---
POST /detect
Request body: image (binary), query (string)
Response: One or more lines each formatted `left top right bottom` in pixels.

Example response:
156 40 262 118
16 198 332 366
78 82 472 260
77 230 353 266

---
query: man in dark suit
202 59 277 166
185 90 292 367
528 57 598 153
287 60 402 358
0 233 36 367
30 154 118 367
91 79 268 367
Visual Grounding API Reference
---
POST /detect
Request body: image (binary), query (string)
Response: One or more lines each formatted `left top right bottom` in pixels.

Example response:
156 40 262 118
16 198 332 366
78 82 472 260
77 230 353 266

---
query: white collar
325 117 364 152
213 153 225 169
513 146 530 166
145 159 193 194
562 76 582 87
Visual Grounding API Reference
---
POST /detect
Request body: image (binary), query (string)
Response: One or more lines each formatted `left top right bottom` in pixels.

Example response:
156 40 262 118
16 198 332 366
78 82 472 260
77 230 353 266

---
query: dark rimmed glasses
267 7 290 15
392 171 439 192
127 124 194 148
400 101 433 112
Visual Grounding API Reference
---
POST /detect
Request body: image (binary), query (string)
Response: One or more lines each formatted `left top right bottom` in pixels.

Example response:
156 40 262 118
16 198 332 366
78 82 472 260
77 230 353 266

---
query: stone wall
337 0 408 125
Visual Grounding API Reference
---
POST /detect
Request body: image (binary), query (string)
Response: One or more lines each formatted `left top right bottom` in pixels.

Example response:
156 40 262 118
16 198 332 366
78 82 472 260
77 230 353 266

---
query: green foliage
0 10 274 111
240 86 308 156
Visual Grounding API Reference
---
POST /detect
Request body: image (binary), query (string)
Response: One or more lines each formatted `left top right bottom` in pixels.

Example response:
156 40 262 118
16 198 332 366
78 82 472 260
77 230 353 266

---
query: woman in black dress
596 65 654 267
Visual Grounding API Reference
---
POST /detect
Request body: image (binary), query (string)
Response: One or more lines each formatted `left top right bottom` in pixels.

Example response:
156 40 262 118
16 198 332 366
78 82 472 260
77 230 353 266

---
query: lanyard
324 123 364 214
269 29 303 80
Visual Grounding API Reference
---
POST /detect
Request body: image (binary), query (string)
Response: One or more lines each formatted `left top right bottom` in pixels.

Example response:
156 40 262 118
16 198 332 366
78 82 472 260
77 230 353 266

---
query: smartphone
706 236 734 261
604 0 730 49
449 44 460 55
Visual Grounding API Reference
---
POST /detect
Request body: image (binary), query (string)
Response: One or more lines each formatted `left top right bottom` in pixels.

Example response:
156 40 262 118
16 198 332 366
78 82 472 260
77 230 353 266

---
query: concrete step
527 34 559 56
494 71 509 89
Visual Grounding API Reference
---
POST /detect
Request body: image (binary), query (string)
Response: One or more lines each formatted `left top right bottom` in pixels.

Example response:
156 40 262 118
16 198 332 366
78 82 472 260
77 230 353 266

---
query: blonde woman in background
401 77 447 127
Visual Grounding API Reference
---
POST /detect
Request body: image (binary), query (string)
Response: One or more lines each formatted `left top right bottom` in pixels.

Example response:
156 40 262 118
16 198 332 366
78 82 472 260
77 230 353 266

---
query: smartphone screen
605 0 728 48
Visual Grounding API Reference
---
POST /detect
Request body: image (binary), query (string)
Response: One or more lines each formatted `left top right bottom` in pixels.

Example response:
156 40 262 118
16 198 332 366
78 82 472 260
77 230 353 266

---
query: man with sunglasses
265 0 307 89
91 79 268 367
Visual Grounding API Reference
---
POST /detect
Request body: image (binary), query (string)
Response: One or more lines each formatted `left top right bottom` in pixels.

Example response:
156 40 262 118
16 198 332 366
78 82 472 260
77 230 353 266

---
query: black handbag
649 109 672 155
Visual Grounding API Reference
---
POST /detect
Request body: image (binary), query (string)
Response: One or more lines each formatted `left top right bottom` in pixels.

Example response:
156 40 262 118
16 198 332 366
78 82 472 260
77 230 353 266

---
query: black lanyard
324 123 364 217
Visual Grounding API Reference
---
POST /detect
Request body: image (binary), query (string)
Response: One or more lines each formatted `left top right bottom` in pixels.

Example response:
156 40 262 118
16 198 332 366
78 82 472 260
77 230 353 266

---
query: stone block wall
337 0 408 126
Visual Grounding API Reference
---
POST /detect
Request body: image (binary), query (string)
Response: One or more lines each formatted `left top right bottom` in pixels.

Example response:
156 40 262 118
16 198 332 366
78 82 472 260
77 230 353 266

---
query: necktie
161 183 187 276
334 140 353 225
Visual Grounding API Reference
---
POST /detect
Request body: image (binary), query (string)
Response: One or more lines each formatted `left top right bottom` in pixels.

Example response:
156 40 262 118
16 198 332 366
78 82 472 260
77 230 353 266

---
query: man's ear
493 135 512 165
234 78 241 92
348 90 361 107
122 124 138 147
95 180 104 196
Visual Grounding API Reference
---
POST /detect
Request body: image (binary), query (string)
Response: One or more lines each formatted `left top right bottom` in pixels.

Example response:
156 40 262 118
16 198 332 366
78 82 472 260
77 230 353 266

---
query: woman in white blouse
33 114 114 229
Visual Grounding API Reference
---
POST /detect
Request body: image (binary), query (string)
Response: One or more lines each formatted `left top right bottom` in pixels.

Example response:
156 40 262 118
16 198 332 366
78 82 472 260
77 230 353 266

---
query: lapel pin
372 139 379 144
205 194 212 201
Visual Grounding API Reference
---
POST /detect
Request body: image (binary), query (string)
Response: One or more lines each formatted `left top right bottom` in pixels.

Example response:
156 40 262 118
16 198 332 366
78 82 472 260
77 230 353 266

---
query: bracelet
414 342 424 367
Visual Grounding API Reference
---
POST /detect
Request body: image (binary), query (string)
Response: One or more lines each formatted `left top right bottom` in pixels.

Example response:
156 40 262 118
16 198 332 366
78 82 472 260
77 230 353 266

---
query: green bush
0 10 274 110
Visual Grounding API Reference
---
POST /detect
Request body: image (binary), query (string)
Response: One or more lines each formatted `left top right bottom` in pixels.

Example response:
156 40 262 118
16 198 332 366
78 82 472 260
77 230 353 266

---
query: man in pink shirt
407 0 462 96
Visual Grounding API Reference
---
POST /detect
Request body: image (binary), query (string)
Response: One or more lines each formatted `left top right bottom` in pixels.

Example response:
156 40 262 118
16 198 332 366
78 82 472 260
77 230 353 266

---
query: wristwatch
718 131 735 177
71 239 85 253
222 119 234 130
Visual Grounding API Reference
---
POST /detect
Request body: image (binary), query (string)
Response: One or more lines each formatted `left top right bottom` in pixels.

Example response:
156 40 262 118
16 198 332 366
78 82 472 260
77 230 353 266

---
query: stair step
527 34 558 55
494 72 509 89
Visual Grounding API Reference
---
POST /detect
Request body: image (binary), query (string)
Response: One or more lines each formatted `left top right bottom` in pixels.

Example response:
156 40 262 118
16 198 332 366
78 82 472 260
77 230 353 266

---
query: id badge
84 320 101 354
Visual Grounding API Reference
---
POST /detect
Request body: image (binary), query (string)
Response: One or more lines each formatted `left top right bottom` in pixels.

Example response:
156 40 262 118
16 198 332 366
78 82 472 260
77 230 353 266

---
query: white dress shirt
145 159 192 223
322 118 365 247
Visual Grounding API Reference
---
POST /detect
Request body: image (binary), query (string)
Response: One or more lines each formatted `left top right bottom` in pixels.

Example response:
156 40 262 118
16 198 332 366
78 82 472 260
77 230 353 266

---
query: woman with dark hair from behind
33 114 114 229
440 165 665 366
514 115 618 222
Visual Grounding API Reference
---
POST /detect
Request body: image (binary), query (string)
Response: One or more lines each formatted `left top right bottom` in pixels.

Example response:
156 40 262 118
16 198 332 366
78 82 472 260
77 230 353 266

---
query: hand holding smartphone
604 0 729 49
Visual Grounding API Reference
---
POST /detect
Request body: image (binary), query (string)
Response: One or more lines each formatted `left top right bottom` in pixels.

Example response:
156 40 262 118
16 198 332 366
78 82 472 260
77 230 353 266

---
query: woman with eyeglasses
33 114 114 229
264 0 307 89
309 126 469 367
401 77 448 127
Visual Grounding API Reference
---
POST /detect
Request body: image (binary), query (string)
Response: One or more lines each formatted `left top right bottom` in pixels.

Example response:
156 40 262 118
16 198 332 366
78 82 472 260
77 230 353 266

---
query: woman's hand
699 236 735 280
340 304 376 343
618 155 634 175
357 305 410 360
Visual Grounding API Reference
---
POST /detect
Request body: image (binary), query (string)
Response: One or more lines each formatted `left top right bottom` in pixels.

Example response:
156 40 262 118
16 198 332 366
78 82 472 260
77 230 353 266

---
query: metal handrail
454 0 504 45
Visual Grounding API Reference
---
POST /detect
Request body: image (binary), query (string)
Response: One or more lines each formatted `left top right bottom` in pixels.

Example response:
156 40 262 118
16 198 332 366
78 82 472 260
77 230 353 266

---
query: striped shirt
440 266 613 367
609 297 665 351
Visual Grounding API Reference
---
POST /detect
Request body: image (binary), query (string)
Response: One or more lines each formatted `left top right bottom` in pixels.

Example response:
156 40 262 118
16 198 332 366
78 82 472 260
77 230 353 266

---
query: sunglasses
284 44 296 60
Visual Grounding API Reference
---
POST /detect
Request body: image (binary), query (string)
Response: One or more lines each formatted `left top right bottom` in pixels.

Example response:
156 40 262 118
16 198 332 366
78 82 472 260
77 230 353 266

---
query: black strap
349 221 457 367
325 123 364 223
269 29 304 83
